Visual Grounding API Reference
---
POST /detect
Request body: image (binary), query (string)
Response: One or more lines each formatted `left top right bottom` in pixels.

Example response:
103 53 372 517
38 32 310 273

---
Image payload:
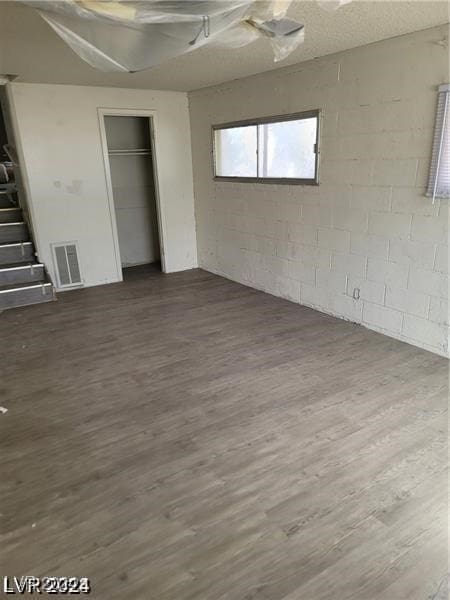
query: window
427 83 449 201
213 110 320 184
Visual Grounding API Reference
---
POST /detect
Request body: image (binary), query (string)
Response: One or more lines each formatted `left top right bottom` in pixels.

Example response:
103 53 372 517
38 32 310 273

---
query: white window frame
212 110 321 185
426 83 449 202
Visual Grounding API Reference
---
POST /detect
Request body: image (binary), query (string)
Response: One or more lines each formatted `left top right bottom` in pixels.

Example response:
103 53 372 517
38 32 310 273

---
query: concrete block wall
189 25 449 357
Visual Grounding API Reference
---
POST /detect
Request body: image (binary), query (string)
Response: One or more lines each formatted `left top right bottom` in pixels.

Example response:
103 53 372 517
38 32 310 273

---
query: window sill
213 176 319 186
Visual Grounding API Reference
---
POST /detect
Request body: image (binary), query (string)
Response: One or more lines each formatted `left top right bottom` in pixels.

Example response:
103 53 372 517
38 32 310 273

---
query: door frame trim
97 107 167 280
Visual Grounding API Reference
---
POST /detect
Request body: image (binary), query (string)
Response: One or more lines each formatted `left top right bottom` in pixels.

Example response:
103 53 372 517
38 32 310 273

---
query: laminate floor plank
0 265 447 599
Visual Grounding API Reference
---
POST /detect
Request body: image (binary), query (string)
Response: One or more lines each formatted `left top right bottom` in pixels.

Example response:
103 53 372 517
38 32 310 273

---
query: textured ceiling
0 1 448 91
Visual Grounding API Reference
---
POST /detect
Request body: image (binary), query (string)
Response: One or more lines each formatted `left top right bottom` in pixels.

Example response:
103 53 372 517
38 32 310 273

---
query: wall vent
51 242 83 288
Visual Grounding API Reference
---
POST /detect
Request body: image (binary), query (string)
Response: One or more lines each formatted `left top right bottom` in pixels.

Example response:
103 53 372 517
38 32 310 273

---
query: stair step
0 207 22 223
0 222 29 244
0 261 37 269
0 263 44 285
0 282 55 310
0 190 17 209
0 242 34 265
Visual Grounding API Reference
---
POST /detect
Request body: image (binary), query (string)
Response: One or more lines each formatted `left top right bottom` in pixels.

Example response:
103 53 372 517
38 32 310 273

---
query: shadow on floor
122 262 161 281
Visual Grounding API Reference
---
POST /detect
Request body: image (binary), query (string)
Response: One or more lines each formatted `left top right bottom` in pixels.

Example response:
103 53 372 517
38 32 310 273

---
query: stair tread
0 280 51 292
0 241 33 245
0 262 43 270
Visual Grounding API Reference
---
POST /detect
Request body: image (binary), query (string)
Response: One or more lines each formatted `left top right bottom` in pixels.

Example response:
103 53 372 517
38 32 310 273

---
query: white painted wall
189 25 449 357
7 83 197 288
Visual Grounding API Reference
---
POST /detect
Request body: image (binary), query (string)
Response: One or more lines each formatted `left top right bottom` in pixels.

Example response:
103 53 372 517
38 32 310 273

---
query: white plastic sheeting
317 0 352 11
23 1 306 72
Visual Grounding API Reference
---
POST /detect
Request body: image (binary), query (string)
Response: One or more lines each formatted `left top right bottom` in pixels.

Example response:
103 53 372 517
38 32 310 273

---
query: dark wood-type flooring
1 265 448 599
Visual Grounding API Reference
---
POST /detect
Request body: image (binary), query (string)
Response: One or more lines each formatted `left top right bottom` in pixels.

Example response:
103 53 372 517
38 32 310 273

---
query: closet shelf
108 149 151 156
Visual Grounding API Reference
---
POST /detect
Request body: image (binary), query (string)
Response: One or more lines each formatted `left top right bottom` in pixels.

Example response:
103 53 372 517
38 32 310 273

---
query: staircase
0 191 55 310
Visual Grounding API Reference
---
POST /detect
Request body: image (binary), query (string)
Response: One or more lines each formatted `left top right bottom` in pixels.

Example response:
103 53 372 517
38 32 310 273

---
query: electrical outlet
353 287 360 300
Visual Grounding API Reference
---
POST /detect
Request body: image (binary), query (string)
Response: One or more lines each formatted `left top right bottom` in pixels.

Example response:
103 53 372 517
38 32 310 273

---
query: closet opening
103 114 163 278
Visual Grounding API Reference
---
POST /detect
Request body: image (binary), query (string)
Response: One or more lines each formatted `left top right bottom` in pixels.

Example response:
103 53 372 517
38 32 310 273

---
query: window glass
213 111 319 183
214 125 257 178
258 118 317 179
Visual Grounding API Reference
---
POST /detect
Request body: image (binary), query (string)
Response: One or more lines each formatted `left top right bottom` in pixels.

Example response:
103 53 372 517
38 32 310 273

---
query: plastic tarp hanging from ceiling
23 1 308 72
317 0 352 10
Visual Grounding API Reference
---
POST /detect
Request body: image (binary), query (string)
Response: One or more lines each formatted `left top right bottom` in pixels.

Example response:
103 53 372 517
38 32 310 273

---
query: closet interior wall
105 116 160 269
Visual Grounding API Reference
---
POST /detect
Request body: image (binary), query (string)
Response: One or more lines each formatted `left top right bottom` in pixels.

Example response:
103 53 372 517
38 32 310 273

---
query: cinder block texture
189 25 449 357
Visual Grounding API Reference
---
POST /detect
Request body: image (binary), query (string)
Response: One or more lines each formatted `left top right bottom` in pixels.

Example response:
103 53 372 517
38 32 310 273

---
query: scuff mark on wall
66 179 83 195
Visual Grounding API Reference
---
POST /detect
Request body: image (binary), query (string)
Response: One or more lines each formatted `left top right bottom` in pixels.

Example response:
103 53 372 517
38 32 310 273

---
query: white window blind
427 83 450 201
